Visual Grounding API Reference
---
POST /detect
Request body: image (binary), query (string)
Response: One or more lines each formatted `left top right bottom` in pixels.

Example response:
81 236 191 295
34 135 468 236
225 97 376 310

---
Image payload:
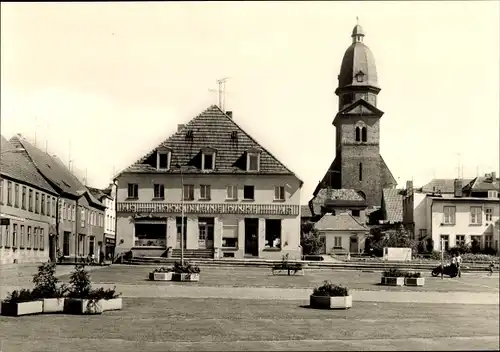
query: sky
1 1 499 203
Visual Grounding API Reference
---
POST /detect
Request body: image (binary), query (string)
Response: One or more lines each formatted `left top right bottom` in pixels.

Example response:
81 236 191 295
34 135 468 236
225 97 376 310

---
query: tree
300 222 323 256
367 224 419 257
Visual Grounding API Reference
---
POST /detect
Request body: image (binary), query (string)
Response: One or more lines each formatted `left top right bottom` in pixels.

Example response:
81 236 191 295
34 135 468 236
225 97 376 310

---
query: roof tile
382 188 403 223
314 213 367 231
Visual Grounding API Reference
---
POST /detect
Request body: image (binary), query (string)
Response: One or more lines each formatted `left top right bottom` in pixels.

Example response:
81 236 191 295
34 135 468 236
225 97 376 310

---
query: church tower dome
335 20 380 109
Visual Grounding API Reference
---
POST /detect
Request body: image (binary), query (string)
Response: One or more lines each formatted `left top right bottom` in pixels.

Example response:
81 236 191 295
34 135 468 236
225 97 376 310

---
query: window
0 178 3 204
5 224 10 248
47 193 51 216
127 183 138 199
198 218 214 243
34 227 38 250
29 189 33 211
153 184 165 199
359 163 363 181
7 181 12 206
183 184 194 201
265 219 282 249
274 186 285 201
419 229 427 240
41 194 45 215
485 208 493 221
63 232 70 256
334 236 342 248
222 221 238 248
35 192 39 213
488 190 498 198
443 206 456 225
14 184 19 208
226 185 238 200
243 185 255 200
485 235 493 249
20 225 25 248
62 202 66 221
247 153 260 172
81 208 85 228
21 186 26 210
470 206 482 225
72 205 75 221
40 228 44 250
456 235 465 247
52 198 56 218
355 127 360 142
361 127 367 142
200 185 211 200
352 209 360 217
78 234 85 256
89 236 95 255
202 153 214 171
440 234 449 251
12 224 17 248
27 226 32 249
157 151 171 170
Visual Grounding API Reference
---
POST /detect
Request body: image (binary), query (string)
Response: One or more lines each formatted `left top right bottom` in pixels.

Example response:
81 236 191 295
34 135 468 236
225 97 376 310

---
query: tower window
361 127 367 142
355 127 361 142
359 163 363 181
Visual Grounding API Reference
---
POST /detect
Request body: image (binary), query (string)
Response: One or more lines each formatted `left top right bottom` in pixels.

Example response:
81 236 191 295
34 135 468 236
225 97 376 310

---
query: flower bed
403 272 425 286
1 289 43 317
380 268 406 286
149 267 174 281
148 262 201 282
309 281 352 309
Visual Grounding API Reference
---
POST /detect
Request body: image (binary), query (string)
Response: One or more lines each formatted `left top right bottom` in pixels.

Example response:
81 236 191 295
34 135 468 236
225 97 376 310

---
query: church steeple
351 17 365 43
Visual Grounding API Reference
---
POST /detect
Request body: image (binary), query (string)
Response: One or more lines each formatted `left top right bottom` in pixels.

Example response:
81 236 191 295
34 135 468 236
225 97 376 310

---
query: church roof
116 105 302 183
309 188 367 216
337 24 379 90
382 188 404 224
314 213 367 232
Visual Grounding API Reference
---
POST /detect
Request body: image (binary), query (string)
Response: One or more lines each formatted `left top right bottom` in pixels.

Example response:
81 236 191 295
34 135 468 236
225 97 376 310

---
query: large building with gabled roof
114 105 303 260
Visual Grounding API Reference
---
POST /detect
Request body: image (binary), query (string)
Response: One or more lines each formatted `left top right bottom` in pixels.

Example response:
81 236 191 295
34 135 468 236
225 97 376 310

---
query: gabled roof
333 99 384 125
116 105 302 184
10 135 88 198
0 135 57 195
87 186 112 201
314 213 367 231
421 178 473 194
310 188 367 216
463 176 499 193
382 188 403 224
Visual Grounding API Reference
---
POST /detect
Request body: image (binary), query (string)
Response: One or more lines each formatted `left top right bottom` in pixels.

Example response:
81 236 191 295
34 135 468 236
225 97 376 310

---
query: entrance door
176 217 187 249
319 235 326 255
244 218 259 256
49 235 57 262
349 235 358 253
198 218 214 249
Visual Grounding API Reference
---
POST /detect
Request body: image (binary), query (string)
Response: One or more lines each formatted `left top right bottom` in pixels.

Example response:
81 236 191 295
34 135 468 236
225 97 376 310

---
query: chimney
177 124 185 132
491 172 497 183
226 111 233 119
454 179 463 197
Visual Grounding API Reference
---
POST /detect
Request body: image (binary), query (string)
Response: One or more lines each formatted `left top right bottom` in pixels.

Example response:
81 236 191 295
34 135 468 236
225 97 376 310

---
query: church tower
313 22 396 209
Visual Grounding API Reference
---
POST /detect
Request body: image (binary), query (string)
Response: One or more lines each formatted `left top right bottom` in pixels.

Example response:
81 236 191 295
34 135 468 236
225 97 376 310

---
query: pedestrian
489 261 495 276
450 254 458 277
456 253 462 278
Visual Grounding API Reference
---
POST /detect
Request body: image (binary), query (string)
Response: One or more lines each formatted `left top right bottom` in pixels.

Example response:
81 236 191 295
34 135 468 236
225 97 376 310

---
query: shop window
265 219 282 249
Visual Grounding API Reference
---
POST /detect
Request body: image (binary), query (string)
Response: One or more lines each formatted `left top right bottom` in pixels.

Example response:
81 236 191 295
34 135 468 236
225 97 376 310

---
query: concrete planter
101 298 123 312
42 298 65 313
1 301 43 316
150 272 173 281
64 298 103 315
172 273 200 282
404 277 425 286
272 269 305 276
381 277 405 286
310 295 352 310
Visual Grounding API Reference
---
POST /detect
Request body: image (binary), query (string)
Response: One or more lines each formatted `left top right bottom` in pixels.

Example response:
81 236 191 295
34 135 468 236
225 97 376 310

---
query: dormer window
201 147 217 171
246 147 261 172
355 71 365 83
156 147 172 170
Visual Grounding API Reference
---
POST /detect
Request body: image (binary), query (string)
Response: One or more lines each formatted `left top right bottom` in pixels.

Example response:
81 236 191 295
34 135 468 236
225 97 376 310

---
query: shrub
88 286 121 300
312 281 349 297
462 253 500 262
448 244 471 256
382 268 408 278
301 227 323 256
404 271 422 278
67 265 92 299
4 289 38 304
430 250 450 261
32 263 67 299
153 267 174 273
173 261 200 274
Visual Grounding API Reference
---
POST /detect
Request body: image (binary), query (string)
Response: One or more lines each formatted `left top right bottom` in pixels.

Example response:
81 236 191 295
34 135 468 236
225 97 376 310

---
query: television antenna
216 77 230 112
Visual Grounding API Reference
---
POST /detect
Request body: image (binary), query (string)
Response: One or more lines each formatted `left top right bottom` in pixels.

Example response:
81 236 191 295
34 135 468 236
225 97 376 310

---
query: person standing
456 253 462 278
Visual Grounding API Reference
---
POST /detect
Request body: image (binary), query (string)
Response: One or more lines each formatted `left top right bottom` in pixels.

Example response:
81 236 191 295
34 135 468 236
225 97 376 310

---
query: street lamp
175 164 185 266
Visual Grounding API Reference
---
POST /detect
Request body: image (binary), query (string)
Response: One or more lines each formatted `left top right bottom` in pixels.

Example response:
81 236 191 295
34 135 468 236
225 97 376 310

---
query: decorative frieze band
117 202 299 216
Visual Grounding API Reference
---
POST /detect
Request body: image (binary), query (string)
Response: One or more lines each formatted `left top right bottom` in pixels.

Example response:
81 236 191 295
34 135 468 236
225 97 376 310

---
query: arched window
359 162 363 181
355 127 360 142
361 127 367 142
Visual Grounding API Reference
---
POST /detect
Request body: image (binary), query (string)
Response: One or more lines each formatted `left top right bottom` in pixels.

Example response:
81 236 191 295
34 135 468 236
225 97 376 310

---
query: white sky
1 2 499 203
